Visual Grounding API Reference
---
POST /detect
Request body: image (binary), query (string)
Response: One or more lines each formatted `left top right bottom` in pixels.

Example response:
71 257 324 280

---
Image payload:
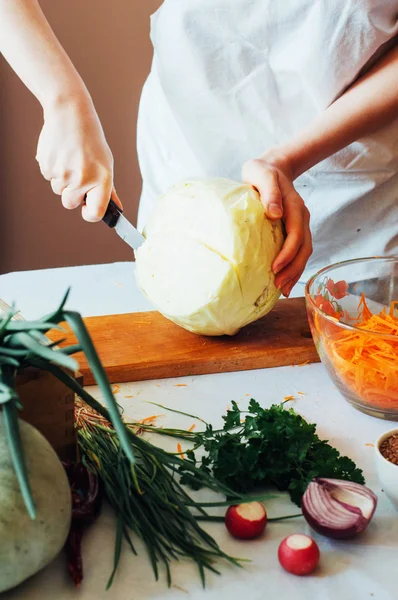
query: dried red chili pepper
63 461 102 587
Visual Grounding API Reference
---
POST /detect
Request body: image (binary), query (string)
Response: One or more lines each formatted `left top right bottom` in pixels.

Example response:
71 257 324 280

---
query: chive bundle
76 402 243 588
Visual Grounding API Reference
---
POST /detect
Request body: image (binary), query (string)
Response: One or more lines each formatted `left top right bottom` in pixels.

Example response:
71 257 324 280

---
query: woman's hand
0 0 122 220
242 152 312 297
242 45 398 296
36 96 121 222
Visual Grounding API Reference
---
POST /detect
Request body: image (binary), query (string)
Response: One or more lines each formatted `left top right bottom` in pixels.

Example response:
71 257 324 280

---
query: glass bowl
305 257 398 420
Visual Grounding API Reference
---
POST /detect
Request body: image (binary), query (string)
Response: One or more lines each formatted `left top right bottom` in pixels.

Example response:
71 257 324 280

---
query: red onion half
302 478 377 539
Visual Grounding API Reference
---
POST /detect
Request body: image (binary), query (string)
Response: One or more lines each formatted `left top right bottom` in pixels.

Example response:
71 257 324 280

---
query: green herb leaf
5 321 62 333
0 307 16 337
2 393 36 519
106 516 124 589
222 401 241 429
178 402 365 506
0 356 20 368
9 331 78 371
39 287 71 325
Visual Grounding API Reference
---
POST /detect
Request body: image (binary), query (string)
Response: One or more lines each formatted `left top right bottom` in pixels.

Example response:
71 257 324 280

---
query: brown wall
0 0 162 274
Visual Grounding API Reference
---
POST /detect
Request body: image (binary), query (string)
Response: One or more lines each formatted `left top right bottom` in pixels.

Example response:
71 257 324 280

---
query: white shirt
137 0 398 280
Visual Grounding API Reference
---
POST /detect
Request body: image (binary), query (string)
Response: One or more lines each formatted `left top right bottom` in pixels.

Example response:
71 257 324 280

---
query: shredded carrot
174 384 187 387
298 360 310 367
112 384 120 394
177 443 185 459
321 295 398 410
284 395 295 401
140 415 160 425
124 395 133 399
365 443 375 447
188 424 196 432
297 391 305 395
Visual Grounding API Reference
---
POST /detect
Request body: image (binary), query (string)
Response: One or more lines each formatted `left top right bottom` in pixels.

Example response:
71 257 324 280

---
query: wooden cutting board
55 297 319 385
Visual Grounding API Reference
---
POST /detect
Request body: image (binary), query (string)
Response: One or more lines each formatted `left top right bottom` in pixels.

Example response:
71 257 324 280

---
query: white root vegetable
135 178 284 336
0 415 72 593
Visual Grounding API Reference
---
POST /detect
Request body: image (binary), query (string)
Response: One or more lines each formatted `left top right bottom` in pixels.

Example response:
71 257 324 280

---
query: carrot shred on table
140 415 160 425
365 443 375 447
188 424 196 432
297 391 305 395
112 384 120 394
284 395 295 401
124 395 133 399
298 360 310 367
322 295 398 410
177 443 185 459
174 384 187 387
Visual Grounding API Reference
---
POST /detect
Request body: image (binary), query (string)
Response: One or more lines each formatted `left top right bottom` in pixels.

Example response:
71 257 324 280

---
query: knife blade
102 199 145 250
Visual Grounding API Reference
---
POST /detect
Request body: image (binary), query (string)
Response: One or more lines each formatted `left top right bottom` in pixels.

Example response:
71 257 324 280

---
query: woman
137 0 398 296
2 1 398 297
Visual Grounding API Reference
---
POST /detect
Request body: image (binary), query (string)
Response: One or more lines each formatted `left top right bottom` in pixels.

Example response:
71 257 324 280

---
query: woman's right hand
36 95 121 222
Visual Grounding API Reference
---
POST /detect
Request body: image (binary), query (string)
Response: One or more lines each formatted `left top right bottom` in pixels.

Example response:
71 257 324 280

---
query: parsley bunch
178 400 364 506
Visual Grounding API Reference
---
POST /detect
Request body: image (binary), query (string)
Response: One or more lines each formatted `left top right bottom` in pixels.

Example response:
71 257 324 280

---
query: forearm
265 44 398 180
0 0 89 109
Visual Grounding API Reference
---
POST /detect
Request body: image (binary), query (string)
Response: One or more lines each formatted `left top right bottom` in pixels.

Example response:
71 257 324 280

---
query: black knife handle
102 199 123 228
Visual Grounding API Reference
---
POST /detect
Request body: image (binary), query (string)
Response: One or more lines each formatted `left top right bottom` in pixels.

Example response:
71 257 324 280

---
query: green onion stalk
0 290 133 519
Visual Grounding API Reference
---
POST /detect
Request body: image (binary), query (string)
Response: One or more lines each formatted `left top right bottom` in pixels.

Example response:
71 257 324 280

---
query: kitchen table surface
0 262 397 600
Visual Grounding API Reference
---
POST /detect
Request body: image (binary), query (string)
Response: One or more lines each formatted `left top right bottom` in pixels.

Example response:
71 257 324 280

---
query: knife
102 199 145 250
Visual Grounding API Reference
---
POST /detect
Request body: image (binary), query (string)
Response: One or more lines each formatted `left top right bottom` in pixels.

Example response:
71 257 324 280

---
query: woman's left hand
242 153 312 297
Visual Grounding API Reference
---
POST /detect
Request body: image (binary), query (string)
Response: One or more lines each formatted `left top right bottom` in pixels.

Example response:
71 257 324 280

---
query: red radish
278 534 320 575
225 502 267 539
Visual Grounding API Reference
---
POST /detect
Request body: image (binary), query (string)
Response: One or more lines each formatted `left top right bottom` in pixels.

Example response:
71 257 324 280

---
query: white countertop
1 262 397 600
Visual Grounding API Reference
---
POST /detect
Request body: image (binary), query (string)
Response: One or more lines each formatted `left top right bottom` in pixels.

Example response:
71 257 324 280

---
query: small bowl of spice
375 429 398 509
